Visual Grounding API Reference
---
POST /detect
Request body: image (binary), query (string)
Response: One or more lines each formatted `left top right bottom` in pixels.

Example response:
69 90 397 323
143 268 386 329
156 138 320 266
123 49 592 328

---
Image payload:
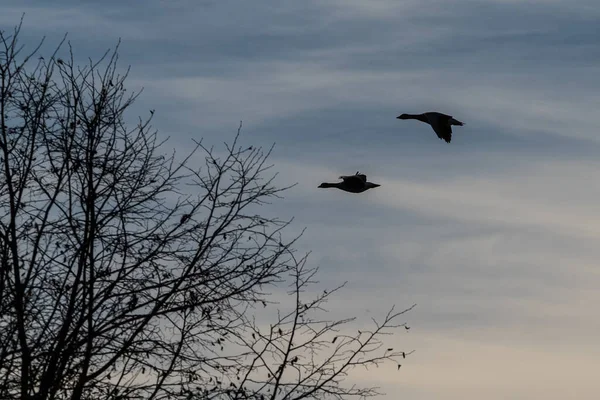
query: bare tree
0 21 414 400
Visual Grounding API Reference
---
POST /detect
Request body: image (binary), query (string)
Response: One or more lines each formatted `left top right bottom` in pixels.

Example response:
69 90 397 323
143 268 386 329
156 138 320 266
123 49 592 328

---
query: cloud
0 5 147 40
3 0 600 398
264 155 600 346
268 156 600 237
352 331 600 399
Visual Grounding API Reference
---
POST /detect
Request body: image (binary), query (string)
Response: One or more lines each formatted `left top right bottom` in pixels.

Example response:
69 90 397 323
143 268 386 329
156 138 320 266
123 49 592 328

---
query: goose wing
425 113 453 143
431 123 452 143
340 173 367 183
354 172 367 182
339 173 367 191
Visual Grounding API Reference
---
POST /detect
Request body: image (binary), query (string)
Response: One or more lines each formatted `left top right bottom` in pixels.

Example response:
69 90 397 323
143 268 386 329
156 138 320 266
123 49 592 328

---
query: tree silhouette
0 21 414 400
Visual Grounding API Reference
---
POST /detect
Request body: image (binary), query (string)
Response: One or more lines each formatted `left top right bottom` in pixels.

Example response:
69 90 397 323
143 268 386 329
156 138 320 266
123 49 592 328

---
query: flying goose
318 171 380 193
397 112 464 143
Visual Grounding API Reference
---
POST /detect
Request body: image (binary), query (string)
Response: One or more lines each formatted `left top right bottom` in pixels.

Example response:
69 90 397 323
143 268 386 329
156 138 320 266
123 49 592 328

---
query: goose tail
449 117 464 126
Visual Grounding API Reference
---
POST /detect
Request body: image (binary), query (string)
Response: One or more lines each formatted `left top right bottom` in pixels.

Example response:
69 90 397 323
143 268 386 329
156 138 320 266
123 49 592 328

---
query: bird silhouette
397 112 464 143
180 214 191 224
318 171 380 193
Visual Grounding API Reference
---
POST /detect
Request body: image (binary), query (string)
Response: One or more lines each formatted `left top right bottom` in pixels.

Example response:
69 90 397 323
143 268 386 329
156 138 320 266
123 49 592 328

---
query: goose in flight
318 171 381 193
397 112 464 143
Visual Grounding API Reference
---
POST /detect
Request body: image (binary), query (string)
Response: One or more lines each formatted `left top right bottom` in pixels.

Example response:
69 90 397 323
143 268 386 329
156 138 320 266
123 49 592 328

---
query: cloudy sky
3 0 600 398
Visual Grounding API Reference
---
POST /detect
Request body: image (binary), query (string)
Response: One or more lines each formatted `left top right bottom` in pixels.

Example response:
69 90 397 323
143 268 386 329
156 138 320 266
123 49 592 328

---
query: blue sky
3 0 600 398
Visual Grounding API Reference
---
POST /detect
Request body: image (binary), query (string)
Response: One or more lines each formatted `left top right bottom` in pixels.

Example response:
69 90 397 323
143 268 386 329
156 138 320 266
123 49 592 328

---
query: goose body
397 112 464 143
318 171 380 193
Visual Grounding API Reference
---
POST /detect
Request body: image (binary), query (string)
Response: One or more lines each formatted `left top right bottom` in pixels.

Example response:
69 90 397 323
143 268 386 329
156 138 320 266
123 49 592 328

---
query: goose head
396 114 412 120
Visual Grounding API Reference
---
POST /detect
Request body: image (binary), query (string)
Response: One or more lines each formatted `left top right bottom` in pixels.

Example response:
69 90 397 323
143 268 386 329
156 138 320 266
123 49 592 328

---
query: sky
2 0 600 398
